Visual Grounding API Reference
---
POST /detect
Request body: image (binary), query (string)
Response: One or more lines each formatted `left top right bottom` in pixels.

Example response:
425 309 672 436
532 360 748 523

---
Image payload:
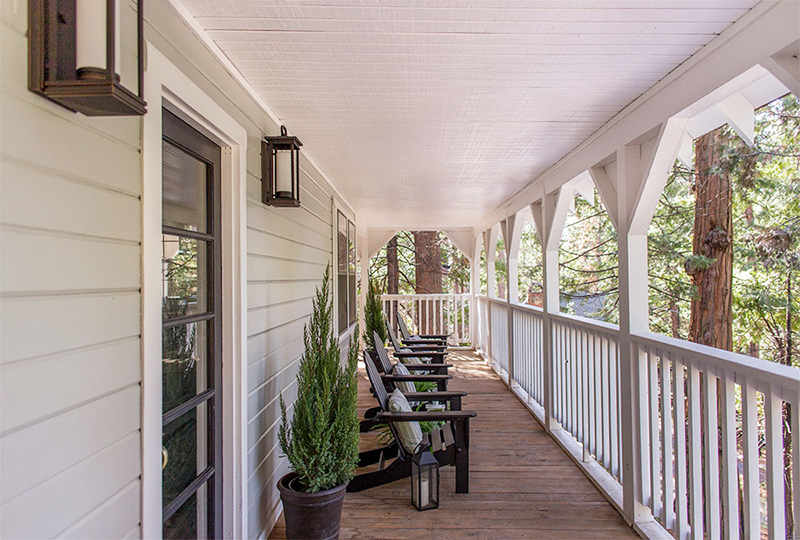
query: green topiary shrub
362 280 387 346
278 265 360 492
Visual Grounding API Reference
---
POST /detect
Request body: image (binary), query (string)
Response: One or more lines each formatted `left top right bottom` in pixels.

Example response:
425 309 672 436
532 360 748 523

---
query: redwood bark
414 231 443 331
387 235 399 295
687 128 733 351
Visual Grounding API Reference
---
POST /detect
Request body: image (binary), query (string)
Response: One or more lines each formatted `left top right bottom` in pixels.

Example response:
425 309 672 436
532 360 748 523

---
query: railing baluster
765 384 786 540
647 345 662 519
609 337 619 478
741 377 760 539
720 369 740 540
703 367 721 539
660 349 675 530
673 354 689 539
687 360 703 540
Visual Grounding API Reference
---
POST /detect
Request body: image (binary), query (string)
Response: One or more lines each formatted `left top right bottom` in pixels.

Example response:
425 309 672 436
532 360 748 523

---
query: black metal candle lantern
262 126 303 207
411 445 439 511
28 0 146 116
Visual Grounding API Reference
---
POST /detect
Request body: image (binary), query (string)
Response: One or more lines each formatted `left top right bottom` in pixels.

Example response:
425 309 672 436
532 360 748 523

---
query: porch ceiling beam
472 0 799 233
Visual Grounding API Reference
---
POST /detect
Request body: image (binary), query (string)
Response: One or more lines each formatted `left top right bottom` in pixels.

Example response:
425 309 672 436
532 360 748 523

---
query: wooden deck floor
269 350 638 539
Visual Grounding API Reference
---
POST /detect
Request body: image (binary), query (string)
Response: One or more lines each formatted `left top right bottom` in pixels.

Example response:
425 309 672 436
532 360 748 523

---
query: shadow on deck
270 350 637 539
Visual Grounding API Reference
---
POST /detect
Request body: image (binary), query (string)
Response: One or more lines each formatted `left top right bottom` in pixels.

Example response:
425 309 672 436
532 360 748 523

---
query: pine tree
278 265 360 492
363 279 388 346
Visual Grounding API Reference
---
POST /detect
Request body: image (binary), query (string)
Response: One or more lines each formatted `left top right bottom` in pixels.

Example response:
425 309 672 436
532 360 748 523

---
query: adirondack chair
348 351 476 494
386 322 446 354
361 331 455 431
375 330 449 369
396 312 449 345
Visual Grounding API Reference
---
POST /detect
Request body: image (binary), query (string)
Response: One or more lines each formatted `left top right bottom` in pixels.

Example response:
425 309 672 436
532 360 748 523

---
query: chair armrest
395 350 448 359
381 374 451 382
376 410 477 422
403 363 452 370
403 391 467 401
415 334 449 339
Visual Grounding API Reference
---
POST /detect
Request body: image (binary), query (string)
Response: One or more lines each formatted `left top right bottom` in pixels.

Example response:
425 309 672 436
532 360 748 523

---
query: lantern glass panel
411 451 439 510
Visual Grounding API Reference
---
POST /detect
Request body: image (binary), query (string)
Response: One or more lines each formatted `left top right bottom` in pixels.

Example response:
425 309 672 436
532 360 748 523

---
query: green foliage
648 94 800 362
363 280 388 345
518 221 543 304
368 231 471 294
278 265 360 492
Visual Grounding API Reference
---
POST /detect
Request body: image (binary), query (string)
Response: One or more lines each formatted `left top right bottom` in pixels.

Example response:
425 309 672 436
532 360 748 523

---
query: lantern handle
280 125 288 136
414 441 431 454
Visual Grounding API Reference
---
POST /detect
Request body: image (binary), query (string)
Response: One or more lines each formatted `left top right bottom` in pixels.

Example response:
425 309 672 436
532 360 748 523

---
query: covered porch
270 350 637 539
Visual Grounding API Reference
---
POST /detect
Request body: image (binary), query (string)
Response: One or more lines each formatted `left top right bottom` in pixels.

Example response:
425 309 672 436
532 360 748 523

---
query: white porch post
359 236 370 350
592 118 688 525
484 227 498 362
470 234 482 350
503 213 523 388
531 187 570 433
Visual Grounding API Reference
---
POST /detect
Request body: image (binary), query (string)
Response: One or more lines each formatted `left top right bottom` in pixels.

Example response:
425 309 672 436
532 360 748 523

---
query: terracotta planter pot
277 472 347 540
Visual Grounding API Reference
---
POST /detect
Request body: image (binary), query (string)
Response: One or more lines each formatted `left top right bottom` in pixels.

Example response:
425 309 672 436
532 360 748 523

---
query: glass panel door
161 109 222 540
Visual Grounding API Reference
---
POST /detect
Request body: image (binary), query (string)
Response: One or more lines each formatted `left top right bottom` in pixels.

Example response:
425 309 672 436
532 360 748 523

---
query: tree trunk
387 235 399 295
670 298 681 339
414 231 443 332
687 128 733 351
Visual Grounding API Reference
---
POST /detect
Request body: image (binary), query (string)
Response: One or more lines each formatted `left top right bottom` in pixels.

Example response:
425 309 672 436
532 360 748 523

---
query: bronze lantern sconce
262 125 303 207
28 0 146 116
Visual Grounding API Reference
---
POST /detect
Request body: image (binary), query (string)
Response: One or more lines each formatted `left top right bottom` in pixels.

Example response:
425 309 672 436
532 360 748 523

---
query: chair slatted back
372 331 394 374
386 323 403 351
396 313 413 340
364 350 409 459
364 350 390 412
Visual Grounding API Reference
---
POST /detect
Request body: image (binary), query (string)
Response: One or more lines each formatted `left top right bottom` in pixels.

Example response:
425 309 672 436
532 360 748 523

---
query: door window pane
163 236 208 320
163 140 208 233
162 401 210 506
337 212 348 332
163 321 209 413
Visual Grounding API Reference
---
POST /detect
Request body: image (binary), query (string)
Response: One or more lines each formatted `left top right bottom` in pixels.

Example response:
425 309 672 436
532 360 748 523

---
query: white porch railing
475 293 800 540
381 293 471 346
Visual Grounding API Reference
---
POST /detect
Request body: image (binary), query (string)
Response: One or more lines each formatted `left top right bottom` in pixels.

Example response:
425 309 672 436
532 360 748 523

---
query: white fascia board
472 0 799 233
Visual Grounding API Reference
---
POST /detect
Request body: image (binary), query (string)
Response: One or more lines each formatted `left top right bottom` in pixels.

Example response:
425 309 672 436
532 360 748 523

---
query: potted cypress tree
362 280 387 348
277 265 360 540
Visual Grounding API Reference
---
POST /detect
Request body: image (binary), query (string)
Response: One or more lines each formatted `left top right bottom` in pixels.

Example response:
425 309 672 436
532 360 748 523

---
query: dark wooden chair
386 322 446 354
396 312 449 345
375 330 449 371
348 351 477 494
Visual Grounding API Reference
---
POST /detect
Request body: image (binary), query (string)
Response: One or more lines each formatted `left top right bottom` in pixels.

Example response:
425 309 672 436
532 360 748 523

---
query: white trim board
141 43 248 540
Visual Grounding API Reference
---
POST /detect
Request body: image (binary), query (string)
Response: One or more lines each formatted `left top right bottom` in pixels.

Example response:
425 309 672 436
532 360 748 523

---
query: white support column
470 234 482 350
503 213 524 388
358 236 370 350
484 226 499 299
592 118 688 525
531 186 571 433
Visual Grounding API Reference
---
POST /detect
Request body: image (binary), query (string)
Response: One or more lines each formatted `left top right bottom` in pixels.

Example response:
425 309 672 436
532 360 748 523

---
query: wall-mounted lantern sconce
28 0 146 116
262 126 302 207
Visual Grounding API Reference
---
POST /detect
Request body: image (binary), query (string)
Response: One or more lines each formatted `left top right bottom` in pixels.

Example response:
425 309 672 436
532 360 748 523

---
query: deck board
269 350 637 539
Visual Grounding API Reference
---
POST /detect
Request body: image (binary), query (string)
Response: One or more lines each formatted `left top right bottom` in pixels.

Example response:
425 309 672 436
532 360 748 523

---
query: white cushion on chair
390 362 417 394
398 348 431 364
387 388 423 454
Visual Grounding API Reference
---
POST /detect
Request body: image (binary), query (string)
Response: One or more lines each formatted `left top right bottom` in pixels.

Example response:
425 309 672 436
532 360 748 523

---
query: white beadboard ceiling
181 0 760 229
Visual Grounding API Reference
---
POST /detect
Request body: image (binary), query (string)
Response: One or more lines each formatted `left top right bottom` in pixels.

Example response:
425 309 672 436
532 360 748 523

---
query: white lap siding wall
0 1 356 539
0 2 143 539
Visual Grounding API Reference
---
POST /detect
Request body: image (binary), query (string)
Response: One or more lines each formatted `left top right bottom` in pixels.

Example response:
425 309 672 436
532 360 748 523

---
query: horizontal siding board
245 174 333 230
0 293 140 363
247 255 328 282
248 460 290 539
1 228 140 294
0 432 141 539
247 200 332 251
246 337 304 393
247 359 301 424
1 337 140 434
247 280 320 310
247 227 330 264
60 481 141 540
0 160 141 242
0 95 140 197
1 386 140 504
247 317 308 365
247 297 313 336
